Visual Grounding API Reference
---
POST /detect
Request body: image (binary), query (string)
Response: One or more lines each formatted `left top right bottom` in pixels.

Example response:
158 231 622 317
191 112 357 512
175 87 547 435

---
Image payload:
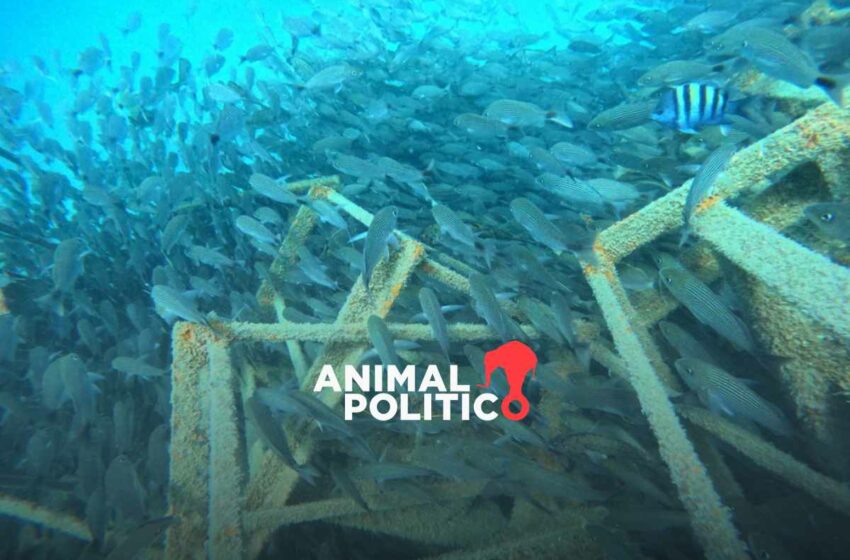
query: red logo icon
478 341 538 421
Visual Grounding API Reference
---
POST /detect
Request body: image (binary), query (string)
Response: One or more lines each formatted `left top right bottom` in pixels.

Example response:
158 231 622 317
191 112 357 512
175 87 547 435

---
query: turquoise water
1 1 849 558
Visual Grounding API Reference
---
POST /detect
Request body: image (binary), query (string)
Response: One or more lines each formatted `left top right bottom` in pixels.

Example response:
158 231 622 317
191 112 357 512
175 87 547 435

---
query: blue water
1 0 848 558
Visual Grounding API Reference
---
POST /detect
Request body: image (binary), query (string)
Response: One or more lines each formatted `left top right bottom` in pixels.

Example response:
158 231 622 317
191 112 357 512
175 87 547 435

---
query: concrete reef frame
580 101 850 560
163 100 850 558
164 176 563 559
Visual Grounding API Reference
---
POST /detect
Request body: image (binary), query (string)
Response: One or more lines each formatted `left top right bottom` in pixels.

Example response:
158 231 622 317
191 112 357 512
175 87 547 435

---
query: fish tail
814 74 850 107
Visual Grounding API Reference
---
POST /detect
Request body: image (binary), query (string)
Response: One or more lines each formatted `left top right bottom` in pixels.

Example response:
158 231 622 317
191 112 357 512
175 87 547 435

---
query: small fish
652 83 733 134
419 288 450 359
468 273 525 343
517 296 563 344
803 202 850 244
121 12 142 36
658 321 716 364
510 197 569 255
246 395 317 484
680 144 737 245
536 173 609 216
249 173 298 205
659 267 755 353
484 99 564 128
675 358 792 436
431 204 476 249
186 245 236 268
679 10 737 33
160 214 190 254
213 28 234 51
111 357 166 381
105 454 146 522
453 113 509 139
105 516 176 560
61 357 99 432
330 464 369 511
309 199 348 230
296 246 338 289
619 262 655 291
739 28 848 105
367 315 400 367
588 100 656 130
240 44 274 64
42 353 80 410
235 215 277 244
52 238 88 293
549 141 597 167
205 83 241 104
638 60 725 87
362 206 398 290
151 285 208 325
303 64 361 91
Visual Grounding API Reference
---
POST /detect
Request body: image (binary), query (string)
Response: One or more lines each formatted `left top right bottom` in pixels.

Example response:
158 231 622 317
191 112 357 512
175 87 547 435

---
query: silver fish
105 454 146 522
536 173 608 216
588 100 655 130
739 27 847 105
658 321 716 364
249 173 298 205
296 246 338 289
659 267 755 353
111 357 166 381
804 202 850 244
468 273 525 343
151 285 207 325
246 395 317 484
61 356 99 431
367 315 400 367
510 197 569 255
52 238 87 293
303 64 361 91
362 206 398 290
160 214 190 254
419 287 450 359
432 204 476 248
680 144 737 245
675 358 792 436
235 215 277 244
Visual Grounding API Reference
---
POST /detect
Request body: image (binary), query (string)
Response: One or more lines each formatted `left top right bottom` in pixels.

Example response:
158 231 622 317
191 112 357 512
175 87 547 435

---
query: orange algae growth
695 195 721 213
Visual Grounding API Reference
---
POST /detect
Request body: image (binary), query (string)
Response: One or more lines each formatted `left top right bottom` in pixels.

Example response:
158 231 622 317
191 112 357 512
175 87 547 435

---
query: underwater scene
1 0 850 558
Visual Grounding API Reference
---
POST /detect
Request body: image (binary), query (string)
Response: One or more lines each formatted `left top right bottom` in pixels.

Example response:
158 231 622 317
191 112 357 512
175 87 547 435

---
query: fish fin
814 74 850 106
297 464 320 485
705 390 735 417
493 435 511 447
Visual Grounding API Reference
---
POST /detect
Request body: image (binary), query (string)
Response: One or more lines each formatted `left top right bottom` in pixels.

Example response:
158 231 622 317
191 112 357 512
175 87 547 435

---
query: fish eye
686 367 694 375
820 212 834 223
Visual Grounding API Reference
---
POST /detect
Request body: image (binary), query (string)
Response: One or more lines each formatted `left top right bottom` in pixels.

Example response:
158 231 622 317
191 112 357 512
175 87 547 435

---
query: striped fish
510 197 569 255
680 143 738 245
659 267 755 353
652 83 732 134
674 358 792 436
